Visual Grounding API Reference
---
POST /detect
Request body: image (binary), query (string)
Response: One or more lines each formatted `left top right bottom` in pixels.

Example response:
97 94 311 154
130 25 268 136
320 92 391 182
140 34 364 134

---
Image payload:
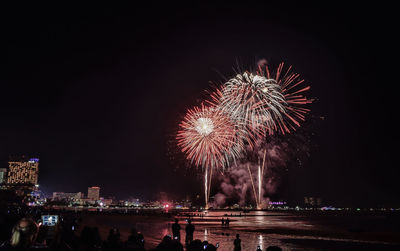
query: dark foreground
1 208 400 250
78 210 400 250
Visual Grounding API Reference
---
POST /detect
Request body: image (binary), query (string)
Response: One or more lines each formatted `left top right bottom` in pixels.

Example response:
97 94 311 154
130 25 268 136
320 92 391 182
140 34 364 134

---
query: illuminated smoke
212 132 310 208
257 58 268 68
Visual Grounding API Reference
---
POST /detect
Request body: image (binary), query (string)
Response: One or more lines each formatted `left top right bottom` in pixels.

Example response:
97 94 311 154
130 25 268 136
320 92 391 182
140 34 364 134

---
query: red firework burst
177 104 240 170
257 62 313 134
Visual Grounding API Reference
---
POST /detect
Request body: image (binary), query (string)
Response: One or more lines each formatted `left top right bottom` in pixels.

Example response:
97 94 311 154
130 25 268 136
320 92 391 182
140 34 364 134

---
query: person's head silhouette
11 218 38 248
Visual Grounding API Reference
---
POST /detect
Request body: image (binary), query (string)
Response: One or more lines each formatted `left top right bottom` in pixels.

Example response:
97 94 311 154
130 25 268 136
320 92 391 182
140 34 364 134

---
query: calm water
80 210 400 250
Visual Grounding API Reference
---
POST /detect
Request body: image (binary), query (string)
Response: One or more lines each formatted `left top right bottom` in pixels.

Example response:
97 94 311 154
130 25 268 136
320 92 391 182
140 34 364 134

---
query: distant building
6 157 39 188
87 186 100 200
304 196 322 207
124 198 141 207
52 192 83 201
0 168 7 184
100 197 113 206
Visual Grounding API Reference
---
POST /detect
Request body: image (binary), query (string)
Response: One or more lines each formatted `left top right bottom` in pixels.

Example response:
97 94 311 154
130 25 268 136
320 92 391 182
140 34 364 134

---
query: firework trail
176 103 243 208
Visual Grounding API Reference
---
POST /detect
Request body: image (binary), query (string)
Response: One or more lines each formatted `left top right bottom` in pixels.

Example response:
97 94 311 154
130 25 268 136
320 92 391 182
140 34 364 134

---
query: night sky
0 3 397 206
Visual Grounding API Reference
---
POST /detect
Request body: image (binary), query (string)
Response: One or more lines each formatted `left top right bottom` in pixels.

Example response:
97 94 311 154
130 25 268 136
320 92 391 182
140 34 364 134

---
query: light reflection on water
141 210 306 250
258 234 263 250
81 210 397 251
204 229 208 241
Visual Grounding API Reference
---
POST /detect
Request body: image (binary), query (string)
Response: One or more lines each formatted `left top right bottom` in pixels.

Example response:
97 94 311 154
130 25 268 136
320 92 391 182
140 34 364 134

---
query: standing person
233 234 241 251
185 219 195 245
226 217 230 227
221 218 225 226
172 219 181 241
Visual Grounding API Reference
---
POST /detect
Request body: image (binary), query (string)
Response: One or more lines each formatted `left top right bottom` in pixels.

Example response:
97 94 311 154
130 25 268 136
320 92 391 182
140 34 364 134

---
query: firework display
176 104 240 170
176 62 312 209
256 62 312 134
212 62 312 141
213 72 286 143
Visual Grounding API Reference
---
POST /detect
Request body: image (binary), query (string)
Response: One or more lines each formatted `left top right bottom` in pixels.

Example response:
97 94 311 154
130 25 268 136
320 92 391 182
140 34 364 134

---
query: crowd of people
0 212 282 251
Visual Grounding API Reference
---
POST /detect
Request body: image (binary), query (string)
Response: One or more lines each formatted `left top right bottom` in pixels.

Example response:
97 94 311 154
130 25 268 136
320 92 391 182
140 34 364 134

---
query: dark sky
0 3 397 206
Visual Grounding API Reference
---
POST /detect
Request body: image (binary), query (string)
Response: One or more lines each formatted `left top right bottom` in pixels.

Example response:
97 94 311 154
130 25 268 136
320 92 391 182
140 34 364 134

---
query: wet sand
79 210 400 250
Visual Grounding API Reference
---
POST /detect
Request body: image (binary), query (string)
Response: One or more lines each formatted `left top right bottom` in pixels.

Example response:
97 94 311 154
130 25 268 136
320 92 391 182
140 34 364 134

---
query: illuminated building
0 168 7 184
304 196 322 207
100 197 113 206
6 157 39 187
52 192 83 201
87 186 100 200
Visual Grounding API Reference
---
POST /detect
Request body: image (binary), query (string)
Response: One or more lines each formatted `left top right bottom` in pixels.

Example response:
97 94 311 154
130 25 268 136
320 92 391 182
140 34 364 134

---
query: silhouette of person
127 227 138 243
221 218 225 226
156 235 183 251
172 219 181 241
126 227 144 250
116 228 121 241
105 228 122 250
205 243 217 251
185 219 195 245
137 232 145 249
226 218 230 227
156 235 172 250
2 218 39 250
107 228 116 243
234 234 241 251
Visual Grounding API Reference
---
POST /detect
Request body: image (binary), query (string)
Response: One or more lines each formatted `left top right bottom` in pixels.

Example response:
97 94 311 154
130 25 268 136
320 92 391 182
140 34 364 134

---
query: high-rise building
7 157 39 186
53 192 83 201
0 168 7 184
87 186 100 200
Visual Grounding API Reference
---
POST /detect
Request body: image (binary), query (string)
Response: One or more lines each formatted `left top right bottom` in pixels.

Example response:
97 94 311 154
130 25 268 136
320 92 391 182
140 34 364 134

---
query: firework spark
209 73 284 148
177 104 241 170
211 62 312 144
257 62 313 134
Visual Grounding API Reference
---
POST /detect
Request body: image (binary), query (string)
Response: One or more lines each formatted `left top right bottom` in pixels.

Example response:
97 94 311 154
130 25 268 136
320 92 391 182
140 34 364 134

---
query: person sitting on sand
0 218 39 250
156 235 183 251
126 227 144 250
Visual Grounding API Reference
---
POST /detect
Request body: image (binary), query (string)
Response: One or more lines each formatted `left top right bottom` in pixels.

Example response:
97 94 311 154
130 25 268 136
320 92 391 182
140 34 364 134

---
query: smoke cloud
257 58 268 68
211 133 310 208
